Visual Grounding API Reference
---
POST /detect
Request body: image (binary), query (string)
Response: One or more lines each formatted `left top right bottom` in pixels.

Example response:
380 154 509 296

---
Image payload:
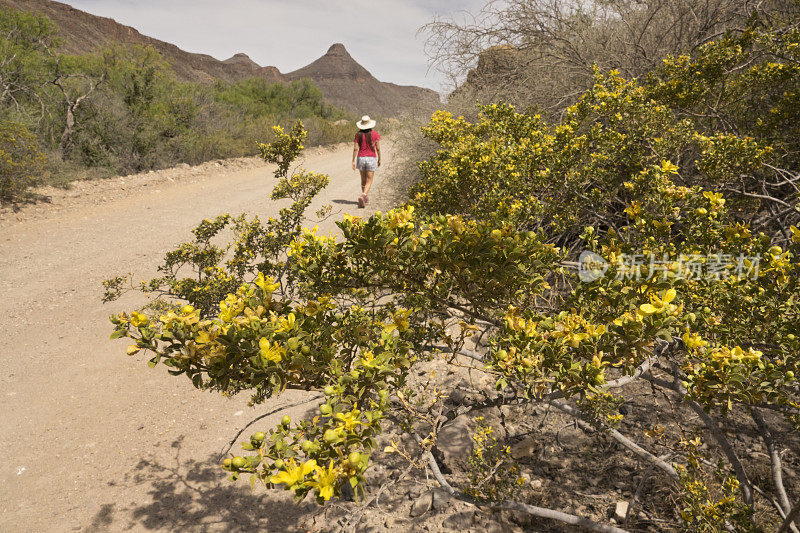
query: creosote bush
108 19 800 533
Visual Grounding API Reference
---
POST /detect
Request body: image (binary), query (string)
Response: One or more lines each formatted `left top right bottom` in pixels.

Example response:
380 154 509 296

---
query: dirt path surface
0 143 396 532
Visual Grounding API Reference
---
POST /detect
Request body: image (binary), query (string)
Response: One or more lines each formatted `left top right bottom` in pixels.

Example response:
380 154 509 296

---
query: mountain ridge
0 0 439 116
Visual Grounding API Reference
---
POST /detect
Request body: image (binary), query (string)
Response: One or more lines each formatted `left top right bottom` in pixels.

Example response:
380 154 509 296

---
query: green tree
0 8 58 124
0 120 44 202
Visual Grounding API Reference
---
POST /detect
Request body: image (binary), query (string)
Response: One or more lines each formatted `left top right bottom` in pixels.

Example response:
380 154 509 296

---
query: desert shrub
105 7 800 533
0 120 44 202
110 103 799 530
411 67 797 248
214 77 343 121
301 116 355 147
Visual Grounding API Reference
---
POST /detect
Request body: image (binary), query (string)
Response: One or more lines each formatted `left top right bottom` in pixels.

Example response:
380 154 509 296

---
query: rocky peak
325 43 349 57
223 53 259 66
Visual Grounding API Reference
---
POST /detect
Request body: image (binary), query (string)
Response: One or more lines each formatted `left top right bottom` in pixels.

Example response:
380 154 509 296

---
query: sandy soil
0 143 397 532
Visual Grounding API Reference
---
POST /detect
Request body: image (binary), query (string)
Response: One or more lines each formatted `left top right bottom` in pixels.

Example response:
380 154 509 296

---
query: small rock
530 478 543 490
431 488 452 510
437 415 472 465
614 501 629 522
448 389 466 405
510 437 540 459
443 510 475 529
410 491 434 517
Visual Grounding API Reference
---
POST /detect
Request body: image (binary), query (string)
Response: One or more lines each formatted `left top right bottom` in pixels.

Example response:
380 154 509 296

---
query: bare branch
413 433 632 533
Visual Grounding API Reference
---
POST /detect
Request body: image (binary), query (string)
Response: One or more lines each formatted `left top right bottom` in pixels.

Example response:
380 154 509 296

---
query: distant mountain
0 0 284 83
286 43 439 117
0 0 439 117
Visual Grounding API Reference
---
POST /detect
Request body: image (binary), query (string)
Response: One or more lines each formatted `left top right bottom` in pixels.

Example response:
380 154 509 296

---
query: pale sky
62 0 487 93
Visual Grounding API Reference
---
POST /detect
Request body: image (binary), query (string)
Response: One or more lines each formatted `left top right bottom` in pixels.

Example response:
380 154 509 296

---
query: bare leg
363 171 374 195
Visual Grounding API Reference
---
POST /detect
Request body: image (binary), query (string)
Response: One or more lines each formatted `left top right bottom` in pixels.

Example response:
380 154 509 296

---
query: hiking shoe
358 194 366 208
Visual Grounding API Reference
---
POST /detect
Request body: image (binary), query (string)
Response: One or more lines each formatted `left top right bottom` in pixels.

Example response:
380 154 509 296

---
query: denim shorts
356 156 378 172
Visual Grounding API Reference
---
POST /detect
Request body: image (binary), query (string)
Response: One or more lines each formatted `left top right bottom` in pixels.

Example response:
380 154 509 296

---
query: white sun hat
356 115 376 129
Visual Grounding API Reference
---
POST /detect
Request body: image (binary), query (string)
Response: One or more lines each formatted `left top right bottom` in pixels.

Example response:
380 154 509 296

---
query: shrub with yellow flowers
464 418 521 503
110 33 800 530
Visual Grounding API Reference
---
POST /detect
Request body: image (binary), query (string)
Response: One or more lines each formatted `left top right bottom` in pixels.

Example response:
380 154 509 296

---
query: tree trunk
59 103 76 159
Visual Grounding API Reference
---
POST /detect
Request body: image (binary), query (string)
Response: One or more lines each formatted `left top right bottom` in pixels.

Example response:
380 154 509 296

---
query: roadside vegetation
0 7 353 204
106 1 800 530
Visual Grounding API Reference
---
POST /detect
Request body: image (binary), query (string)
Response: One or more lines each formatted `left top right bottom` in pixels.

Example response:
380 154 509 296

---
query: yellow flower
682 332 708 350
287 237 306 257
259 338 284 363
703 190 726 209
624 201 642 219
196 330 218 345
660 160 679 175
384 308 412 334
130 312 150 327
219 294 244 322
255 272 280 293
586 324 606 337
270 459 317 488
387 205 415 229
277 313 296 333
591 353 607 368
564 331 588 348
731 346 762 360
639 289 677 316
309 462 342 501
335 409 362 432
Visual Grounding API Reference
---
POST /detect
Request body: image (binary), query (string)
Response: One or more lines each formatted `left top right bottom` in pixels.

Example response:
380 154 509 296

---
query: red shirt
355 131 380 158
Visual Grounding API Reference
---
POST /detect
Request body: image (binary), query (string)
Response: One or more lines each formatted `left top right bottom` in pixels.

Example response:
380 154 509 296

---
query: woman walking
352 115 381 208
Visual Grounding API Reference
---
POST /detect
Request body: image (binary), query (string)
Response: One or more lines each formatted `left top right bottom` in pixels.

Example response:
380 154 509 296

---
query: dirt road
0 143 395 532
